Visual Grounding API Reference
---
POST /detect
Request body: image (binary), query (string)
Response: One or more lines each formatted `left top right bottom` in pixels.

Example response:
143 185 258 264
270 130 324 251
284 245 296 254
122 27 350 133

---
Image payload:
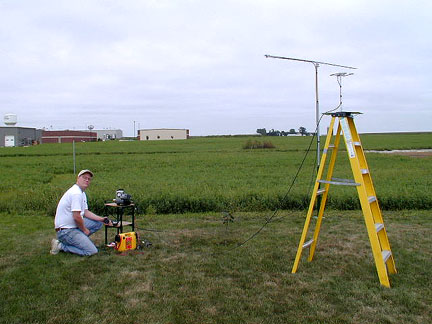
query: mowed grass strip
0 210 431 324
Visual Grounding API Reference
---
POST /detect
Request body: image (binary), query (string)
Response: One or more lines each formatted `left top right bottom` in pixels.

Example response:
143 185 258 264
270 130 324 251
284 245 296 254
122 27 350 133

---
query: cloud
0 0 431 135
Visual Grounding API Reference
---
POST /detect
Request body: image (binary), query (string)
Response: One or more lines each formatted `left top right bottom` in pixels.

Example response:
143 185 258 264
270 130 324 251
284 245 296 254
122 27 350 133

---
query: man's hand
103 217 113 226
73 211 90 235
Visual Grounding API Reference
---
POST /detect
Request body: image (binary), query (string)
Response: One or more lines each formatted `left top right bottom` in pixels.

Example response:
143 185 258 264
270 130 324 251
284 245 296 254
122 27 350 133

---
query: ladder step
323 144 335 154
368 196 377 203
361 169 369 174
382 250 392 263
332 177 354 182
354 141 361 146
318 178 360 186
375 223 384 232
303 239 314 249
316 189 326 196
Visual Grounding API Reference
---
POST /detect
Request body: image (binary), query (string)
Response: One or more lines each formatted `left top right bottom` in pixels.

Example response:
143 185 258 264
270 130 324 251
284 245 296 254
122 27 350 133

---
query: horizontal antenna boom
264 54 357 69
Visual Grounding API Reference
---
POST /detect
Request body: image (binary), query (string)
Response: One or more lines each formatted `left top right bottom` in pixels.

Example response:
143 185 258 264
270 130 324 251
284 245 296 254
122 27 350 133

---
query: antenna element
330 72 354 111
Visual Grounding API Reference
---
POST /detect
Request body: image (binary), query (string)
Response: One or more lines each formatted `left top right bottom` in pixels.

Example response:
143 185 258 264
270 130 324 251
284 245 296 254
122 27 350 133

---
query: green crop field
0 133 431 323
1 133 431 215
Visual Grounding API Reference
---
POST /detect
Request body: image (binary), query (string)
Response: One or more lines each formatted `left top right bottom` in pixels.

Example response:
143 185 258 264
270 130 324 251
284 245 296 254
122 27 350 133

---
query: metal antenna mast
330 72 354 111
264 55 357 172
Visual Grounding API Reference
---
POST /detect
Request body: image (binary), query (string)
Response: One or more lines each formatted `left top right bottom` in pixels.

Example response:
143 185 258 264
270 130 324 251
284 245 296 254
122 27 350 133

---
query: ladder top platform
323 111 362 117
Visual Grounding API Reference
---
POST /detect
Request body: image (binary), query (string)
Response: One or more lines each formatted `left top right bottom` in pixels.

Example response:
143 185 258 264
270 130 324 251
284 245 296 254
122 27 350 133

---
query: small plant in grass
221 211 235 229
243 140 275 149
221 211 235 245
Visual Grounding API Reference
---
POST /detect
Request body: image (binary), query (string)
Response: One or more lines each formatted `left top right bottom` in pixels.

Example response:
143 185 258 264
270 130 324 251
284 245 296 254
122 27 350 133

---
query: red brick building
42 130 97 144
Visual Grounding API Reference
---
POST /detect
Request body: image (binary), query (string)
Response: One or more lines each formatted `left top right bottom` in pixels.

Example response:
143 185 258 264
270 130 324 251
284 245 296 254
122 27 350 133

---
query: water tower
4 113 17 126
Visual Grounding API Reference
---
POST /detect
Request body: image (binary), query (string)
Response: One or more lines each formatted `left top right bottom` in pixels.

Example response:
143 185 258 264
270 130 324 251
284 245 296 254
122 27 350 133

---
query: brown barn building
42 130 97 144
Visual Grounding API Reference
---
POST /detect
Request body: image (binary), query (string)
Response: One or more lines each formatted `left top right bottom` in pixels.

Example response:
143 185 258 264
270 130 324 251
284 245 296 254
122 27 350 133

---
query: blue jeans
57 218 103 256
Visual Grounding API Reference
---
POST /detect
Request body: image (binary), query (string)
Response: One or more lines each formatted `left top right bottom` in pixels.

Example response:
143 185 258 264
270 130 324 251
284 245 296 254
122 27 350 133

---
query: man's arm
73 211 90 236
84 210 112 226
83 209 104 222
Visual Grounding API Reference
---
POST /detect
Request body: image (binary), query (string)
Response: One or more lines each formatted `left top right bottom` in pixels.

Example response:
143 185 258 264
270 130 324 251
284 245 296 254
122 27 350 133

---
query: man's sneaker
50 239 61 255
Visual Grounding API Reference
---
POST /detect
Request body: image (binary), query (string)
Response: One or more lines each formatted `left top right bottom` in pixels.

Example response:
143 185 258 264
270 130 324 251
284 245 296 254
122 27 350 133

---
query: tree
267 129 281 136
289 128 296 134
256 128 267 136
298 126 307 136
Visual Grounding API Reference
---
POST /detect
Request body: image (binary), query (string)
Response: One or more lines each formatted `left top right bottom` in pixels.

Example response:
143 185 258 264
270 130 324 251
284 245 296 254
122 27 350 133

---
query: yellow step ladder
291 111 397 287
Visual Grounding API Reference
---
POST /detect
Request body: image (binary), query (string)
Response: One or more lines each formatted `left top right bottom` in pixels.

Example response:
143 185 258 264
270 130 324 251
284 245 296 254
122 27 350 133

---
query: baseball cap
78 169 94 178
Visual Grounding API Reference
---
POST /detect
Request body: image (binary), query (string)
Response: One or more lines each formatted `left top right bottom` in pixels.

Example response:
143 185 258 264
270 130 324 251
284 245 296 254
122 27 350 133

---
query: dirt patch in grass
367 149 432 158
391 151 432 158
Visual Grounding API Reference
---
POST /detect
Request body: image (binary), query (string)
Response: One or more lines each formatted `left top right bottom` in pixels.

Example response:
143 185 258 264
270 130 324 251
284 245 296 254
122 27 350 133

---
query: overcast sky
1 0 431 136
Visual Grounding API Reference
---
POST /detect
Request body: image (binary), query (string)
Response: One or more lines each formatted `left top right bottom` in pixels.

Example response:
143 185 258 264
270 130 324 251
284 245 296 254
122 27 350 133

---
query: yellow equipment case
115 232 138 252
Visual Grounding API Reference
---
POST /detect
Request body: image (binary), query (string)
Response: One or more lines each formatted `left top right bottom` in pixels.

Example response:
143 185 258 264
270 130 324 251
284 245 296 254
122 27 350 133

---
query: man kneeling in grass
50 169 111 256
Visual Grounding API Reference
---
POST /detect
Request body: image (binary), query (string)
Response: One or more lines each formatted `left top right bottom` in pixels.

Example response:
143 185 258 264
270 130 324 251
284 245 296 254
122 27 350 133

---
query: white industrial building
93 129 123 141
0 126 42 147
138 129 189 141
0 113 42 147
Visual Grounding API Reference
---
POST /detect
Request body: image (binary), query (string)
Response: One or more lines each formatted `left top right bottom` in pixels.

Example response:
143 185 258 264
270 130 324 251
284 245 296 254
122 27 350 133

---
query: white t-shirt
54 184 88 229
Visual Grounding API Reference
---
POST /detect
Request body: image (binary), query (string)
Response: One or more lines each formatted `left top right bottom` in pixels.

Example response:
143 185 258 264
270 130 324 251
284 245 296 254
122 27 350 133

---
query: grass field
0 133 431 215
0 210 431 324
1 133 431 323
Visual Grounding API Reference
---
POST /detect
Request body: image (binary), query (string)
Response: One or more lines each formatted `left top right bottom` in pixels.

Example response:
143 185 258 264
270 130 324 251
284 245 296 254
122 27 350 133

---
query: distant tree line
256 127 310 136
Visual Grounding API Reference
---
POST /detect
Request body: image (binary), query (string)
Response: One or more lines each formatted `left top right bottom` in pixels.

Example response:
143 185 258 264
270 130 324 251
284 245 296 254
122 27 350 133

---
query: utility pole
314 62 320 169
